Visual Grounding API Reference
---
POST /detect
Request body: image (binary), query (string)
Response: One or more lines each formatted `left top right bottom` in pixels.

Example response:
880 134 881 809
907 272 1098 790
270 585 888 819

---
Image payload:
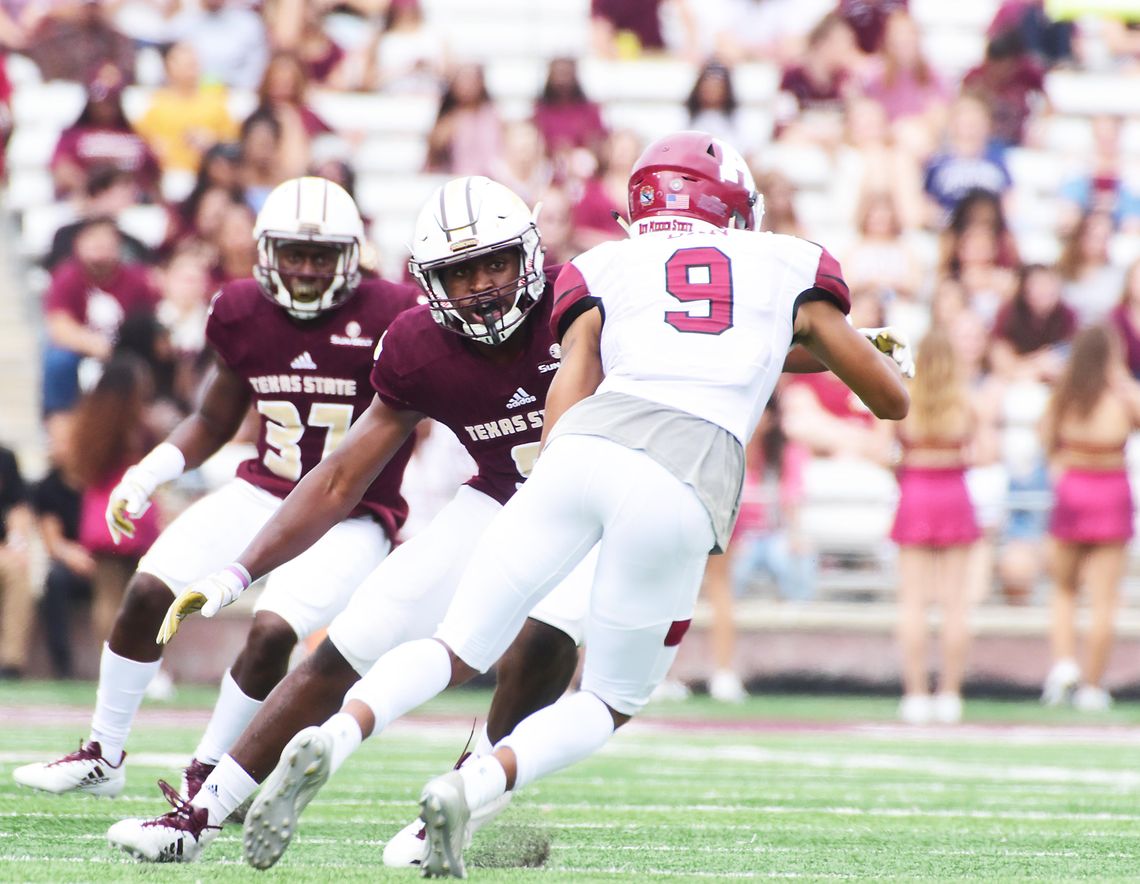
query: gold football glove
156 565 251 645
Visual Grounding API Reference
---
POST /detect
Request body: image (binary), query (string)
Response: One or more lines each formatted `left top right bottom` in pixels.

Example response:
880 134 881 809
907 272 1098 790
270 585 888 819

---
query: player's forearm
236 458 374 580
163 412 240 472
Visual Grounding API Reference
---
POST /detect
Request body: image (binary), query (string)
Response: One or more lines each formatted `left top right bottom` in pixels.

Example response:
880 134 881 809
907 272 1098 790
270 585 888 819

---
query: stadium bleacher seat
1047 71 1140 117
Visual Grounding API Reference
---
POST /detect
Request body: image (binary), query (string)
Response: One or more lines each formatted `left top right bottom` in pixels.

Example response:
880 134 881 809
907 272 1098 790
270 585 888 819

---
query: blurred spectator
0 53 11 181
1040 324 1139 711
425 63 503 178
891 329 979 725
1057 209 1126 326
835 95 925 230
25 1 135 85
569 128 642 250
590 0 666 58
923 95 1012 227
70 355 162 646
42 218 160 415
727 400 816 603
237 109 288 213
0 443 33 680
991 264 1076 605
838 0 909 54
156 245 212 392
534 184 576 266
166 141 243 245
775 12 860 146
267 0 350 88
685 60 745 146
212 201 258 284
1110 258 1140 378
50 73 161 202
134 41 239 174
113 312 187 436
755 169 804 237
988 0 1074 69
991 263 1077 382
33 412 91 680
168 0 269 90
254 50 332 179
938 189 1021 312
45 168 153 272
532 57 606 162
490 120 552 208
961 30 1048 148
362 0 447 93
1058 115 1140 234
718 0 836 66
843 189 925 307
861 10 949 159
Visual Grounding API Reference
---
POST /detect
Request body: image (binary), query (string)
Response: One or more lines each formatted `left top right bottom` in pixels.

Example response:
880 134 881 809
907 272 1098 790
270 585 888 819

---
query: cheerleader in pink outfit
1041 325 1140 711
890 330 980 725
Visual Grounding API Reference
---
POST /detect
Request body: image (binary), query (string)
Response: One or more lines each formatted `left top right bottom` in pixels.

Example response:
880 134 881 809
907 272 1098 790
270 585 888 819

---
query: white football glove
860 326 915 379
156 564 251 645
105 466 158 546
105 443 186 545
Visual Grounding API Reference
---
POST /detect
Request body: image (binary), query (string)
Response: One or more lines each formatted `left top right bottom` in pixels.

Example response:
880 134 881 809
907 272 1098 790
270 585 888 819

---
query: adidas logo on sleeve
506 387 537 409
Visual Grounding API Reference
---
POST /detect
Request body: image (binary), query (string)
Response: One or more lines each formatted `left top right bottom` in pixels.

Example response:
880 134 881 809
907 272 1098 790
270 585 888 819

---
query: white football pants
437 434 714 715
138 479 390 639
328 485 593 676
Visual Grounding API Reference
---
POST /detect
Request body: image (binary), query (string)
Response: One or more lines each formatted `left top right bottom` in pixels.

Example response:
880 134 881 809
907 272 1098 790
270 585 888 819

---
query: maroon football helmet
627 130 761 231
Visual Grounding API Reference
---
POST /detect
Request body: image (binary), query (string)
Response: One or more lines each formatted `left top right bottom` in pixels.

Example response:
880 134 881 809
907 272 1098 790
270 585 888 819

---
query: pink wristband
224 563 252 590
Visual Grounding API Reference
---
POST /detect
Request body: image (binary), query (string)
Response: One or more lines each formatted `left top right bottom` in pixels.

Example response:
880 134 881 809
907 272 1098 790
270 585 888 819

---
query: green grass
2 681 1139 880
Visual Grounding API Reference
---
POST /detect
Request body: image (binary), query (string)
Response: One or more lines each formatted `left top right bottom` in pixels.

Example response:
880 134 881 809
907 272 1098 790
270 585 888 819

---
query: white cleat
1073 684 1113 712
243 726 331 870
383 786 513 867
419 770 471 879
107 780 220 862
1041 659 1081 707
13 740 126 797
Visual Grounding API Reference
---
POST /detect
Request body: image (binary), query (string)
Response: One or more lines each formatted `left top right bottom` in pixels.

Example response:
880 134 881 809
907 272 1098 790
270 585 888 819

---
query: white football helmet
254 176 364 320
409 176 544 345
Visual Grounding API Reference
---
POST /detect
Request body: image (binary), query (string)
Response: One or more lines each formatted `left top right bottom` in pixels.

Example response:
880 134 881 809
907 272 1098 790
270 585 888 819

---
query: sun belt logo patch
330 320 374 348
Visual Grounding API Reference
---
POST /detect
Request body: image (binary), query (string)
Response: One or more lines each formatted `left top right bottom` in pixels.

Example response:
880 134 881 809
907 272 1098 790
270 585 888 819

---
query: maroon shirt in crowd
44 258 159 339
50 126 160 193
838 0 909 53
370 268 562 504
533 101 606 154
206 277 419 539
779 66 849 114
590 0 665 50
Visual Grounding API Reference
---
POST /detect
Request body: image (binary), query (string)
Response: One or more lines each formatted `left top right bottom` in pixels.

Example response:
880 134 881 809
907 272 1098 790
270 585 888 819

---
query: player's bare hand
859 326 915 379
156 566 251 644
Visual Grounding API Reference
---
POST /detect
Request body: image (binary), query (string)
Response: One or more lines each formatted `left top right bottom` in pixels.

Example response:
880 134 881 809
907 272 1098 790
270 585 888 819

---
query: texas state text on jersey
369 268 563 504
206 277 420 539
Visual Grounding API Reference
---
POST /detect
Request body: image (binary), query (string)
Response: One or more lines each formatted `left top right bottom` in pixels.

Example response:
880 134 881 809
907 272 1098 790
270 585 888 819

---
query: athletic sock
90 643 162 765
499 692 615 790
473 724 494 756
192 669 263 765
191 754 258 828
320 713 362 776
457 754 508 813
343 638 453 735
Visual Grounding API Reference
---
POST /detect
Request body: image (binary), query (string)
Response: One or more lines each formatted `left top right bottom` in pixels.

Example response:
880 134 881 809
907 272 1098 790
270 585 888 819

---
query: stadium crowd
1 0 1139 725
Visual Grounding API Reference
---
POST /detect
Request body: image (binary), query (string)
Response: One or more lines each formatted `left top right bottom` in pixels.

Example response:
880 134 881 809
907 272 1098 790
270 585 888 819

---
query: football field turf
2 681 1140 881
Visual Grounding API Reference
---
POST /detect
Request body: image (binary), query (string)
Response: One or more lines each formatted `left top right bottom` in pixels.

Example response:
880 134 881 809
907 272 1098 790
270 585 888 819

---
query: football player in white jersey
231 133 908 876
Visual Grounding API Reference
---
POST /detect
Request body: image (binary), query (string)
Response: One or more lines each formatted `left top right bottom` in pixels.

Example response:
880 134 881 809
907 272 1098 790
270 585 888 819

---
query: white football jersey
552 217 849 443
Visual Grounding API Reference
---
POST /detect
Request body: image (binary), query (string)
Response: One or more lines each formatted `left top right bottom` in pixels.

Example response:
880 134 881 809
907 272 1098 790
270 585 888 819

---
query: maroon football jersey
206 278 420 541
370 269 563 505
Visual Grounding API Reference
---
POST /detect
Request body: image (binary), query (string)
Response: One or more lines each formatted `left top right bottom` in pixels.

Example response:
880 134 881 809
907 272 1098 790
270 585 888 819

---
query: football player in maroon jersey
14 178 419 807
